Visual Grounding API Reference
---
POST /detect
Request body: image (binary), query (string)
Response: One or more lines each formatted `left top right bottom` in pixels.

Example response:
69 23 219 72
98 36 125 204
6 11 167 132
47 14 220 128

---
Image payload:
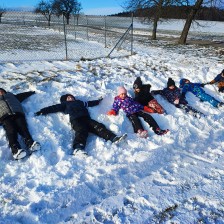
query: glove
200 84 205 87
98 96 103 102
107 109 116 116
143 106 155 113
35 111 43 116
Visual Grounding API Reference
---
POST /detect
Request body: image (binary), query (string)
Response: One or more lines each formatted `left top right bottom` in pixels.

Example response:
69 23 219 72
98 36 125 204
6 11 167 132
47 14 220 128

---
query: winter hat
133 77 143 89
60 94 75 103
117 86 127 96
0 88 6 93
167 78 176 87
179 78 189 88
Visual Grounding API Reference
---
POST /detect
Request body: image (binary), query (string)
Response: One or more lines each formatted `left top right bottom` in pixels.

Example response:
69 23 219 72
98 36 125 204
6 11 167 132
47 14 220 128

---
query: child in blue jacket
179 78 223 108
152 78 203 117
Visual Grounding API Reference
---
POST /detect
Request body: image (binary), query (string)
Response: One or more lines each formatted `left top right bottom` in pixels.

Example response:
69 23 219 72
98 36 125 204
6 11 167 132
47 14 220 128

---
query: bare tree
124 0 185 40
0 7 6 23
178 0 224 44
35 0 54 27
52 0 82 24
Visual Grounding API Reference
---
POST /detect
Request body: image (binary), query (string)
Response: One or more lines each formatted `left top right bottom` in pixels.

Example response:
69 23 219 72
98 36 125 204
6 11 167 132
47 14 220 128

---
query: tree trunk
178 0 203 44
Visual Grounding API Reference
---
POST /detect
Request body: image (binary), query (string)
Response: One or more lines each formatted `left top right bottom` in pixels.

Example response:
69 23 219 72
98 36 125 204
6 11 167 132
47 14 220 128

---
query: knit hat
60 94 75 103
167 78 175 87
0 88 6 93
133 77 143 89
117 86 127 96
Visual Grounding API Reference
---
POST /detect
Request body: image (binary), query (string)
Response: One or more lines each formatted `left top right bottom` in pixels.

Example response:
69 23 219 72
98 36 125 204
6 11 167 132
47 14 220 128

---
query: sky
0 0 125 15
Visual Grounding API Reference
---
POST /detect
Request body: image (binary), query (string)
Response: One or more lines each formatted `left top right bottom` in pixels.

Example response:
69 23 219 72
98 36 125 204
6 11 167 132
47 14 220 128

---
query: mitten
143 106 155 113
107 109 116 115
200 83 205 87
35 111 43 116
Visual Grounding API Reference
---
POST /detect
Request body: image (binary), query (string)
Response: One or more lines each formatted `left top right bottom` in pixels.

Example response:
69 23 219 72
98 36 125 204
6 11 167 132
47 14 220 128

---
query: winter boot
73 143 86 155
155 128 169 135
12 144 27 160
29 141 41 152
112 133 127 144
26 139 41 152
137 129 148 138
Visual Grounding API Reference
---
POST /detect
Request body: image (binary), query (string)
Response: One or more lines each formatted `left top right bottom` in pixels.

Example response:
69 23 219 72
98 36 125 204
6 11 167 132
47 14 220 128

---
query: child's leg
71 118 89 150
2 117 21 154
88 119 116 141
14 115 34 147
128 114 144 133
199 93 220 107
137 111 159 133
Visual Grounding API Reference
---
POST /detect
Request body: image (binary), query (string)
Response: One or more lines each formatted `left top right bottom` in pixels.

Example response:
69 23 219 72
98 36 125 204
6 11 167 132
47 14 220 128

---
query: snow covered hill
0 38 223 223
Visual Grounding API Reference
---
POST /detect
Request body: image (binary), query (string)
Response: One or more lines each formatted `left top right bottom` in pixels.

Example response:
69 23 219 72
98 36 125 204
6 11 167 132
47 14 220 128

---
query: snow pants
2 114 34 153
197 92 220 107
128 111 160 133
71 116 116 149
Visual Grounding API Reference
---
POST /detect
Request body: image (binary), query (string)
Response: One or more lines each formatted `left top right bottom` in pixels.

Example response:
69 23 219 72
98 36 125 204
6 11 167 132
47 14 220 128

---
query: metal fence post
63 15 68 60
104 16 107 48
86 15 89 41
131 13 134 55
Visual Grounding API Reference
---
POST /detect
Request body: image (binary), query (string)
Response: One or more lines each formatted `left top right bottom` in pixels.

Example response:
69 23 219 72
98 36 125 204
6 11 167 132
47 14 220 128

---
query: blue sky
0 0 125 15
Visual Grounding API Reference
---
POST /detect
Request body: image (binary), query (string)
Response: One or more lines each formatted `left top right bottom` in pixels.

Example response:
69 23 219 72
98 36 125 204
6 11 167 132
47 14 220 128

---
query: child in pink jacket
107 86 169 138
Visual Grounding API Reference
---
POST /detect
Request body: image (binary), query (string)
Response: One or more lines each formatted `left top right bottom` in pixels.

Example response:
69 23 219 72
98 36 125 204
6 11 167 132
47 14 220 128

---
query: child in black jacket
35 94 126 155
0 88 40 160
133 77 165 114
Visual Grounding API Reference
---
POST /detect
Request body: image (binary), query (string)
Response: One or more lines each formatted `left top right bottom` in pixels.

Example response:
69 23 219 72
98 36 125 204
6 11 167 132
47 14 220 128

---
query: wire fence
0 11 134 62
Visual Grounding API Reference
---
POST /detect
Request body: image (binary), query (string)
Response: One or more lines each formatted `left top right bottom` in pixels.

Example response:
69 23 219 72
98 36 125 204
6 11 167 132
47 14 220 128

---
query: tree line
114 6 224 21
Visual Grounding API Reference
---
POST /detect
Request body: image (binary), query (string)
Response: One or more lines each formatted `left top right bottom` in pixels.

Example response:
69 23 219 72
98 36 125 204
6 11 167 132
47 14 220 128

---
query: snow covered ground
0 22 224 223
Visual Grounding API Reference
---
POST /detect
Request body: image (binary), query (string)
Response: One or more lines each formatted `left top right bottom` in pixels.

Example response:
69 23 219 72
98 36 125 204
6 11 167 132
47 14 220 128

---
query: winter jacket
111 96 144 116
37 99 101 123
179 80 205 98
179 79 221 107
209 73 224 89
0 91 35 122
152 86 187 105
134 84 154 106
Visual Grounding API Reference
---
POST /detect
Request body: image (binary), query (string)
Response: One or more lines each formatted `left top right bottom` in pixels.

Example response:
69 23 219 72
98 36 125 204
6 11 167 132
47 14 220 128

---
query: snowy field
0 21 224 223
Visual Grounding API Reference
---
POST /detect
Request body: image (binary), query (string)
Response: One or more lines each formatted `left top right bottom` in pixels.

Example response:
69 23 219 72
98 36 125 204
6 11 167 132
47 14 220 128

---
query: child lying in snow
107 86 169 138
179 78 223 108
35 94 126 155
0 88 40 160
204 69 224 93
133 77 165 114
151 78 204 118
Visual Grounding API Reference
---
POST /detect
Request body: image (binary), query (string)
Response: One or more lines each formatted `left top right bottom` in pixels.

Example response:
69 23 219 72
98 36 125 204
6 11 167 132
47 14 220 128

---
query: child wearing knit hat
133 77 165 114
35 93 127 155
107 86 169 138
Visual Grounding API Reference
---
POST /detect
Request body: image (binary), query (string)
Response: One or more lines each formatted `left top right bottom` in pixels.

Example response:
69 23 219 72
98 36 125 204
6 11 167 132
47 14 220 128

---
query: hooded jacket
0 91 35 122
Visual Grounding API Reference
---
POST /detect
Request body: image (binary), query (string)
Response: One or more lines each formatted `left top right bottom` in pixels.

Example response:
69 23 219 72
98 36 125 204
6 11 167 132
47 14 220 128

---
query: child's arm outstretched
35 103 66 116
